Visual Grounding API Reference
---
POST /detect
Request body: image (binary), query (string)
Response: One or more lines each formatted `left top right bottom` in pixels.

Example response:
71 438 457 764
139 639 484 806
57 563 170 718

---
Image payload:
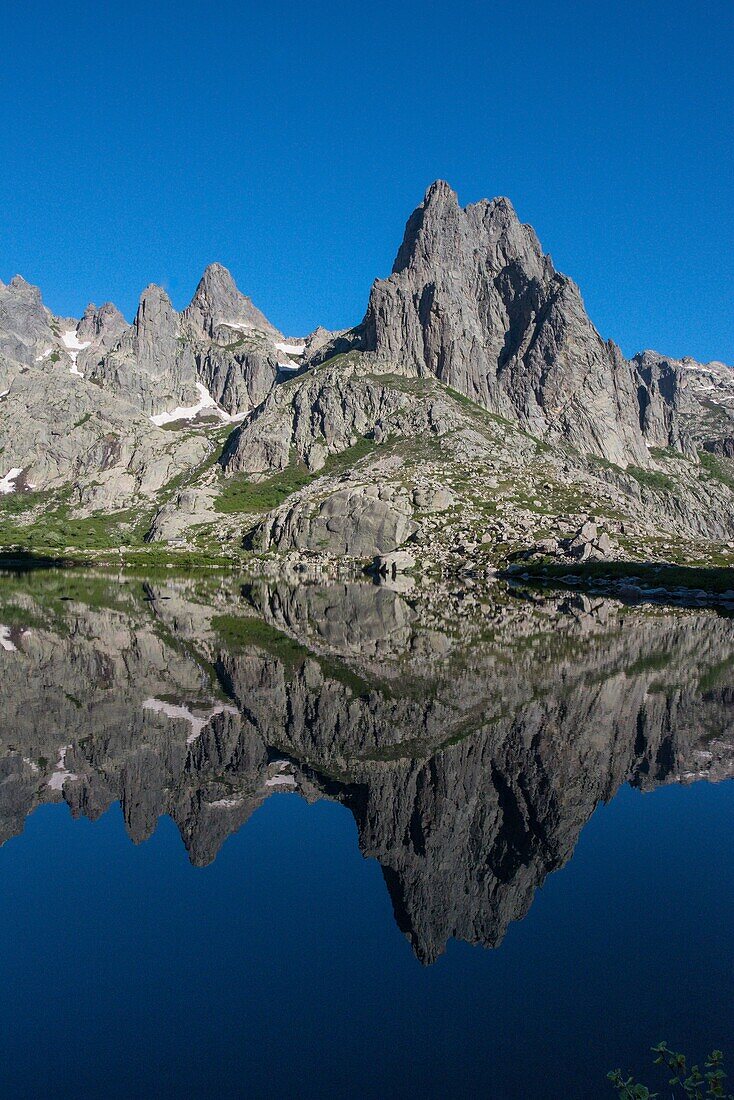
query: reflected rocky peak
0 570 732 962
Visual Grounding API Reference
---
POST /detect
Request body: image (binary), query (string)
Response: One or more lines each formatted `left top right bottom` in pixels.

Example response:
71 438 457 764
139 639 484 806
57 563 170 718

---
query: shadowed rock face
0 571 731 962
633 349 734 451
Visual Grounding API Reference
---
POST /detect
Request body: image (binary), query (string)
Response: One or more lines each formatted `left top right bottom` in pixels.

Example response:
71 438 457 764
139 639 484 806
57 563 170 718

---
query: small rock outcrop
523 521 616 563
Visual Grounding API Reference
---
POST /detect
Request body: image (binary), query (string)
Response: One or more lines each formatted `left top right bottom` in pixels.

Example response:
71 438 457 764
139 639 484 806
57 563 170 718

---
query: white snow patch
143 697 239 744
0 625 17 652
0 389 8 399
62 329 90 377
150 382 241 427
265 773 298 788
207 797 246 809
47 745 79 791
265 759 298 788
35 347 53 362
0 468 23 495
275 341 306 356
22 757 39 773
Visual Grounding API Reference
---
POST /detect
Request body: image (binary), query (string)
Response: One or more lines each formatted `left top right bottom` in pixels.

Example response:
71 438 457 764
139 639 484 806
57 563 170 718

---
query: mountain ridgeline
1 183 733 565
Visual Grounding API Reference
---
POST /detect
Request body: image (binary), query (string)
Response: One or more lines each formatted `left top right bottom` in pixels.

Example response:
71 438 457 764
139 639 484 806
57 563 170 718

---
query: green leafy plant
609 1043 732 1098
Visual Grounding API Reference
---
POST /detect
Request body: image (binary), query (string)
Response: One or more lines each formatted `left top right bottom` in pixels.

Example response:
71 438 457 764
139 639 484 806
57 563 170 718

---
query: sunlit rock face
0 571 732 961
329 181 651 467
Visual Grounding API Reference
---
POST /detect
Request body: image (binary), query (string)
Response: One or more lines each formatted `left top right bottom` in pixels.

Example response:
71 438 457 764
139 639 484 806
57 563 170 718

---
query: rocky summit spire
77 301 128 349
359 180 649 467
0 274 54 363
182 262 280 343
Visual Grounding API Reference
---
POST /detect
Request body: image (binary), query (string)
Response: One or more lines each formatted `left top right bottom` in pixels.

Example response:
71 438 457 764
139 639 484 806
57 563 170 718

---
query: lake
0 569 731 1099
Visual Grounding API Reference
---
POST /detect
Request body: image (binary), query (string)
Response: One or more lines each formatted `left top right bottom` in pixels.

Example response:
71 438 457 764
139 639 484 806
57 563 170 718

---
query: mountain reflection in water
0 570 732 964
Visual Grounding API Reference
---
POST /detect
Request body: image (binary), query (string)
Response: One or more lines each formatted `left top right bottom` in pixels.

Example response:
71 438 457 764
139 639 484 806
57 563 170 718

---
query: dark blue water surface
0 785 731 1099
0 571 731 1098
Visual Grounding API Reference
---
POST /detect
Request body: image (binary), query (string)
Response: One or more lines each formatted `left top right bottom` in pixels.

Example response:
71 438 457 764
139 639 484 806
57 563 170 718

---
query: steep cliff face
87 284 199 415
349 181 651 466
0 275 59 372
0 573 731 961
634 349 734 451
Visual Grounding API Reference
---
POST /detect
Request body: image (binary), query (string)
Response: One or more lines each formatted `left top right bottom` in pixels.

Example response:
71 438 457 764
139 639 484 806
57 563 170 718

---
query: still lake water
0 569 731 1099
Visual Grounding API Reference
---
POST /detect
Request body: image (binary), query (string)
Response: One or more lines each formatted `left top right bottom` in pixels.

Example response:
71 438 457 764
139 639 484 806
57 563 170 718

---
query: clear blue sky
1 0 732 361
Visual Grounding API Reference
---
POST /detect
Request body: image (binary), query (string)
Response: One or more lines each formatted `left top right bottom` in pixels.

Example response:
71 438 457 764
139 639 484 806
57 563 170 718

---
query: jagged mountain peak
0 274 54 364
420 179 518 220
134 284 177 332
8 274 35 291
77 301 128 346
2 274 44 307
182 262 280 343
392 181 539 279
357 181 648 466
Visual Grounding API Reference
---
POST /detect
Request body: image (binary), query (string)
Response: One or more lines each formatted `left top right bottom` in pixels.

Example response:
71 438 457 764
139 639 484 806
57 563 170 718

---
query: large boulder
256 484 417 558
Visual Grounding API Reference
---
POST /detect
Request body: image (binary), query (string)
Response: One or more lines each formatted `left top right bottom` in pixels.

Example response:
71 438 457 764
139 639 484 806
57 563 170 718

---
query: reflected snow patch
143 697 239 744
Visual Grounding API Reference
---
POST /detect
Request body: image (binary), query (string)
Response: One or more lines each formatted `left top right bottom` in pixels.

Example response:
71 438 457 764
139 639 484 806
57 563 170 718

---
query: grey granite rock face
0 363 208 508
76 300 128 344
633 350 688 450
0 274 56 368
223 359 463 478
182 263 280 344
194 336 279 417
86 284 199 415
704 437 734 459
0 277 211 510
302 325 347 358
76 302 131 376
76 300 128 347
324 182 651 466
180 265 282 418
633 349 734 450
